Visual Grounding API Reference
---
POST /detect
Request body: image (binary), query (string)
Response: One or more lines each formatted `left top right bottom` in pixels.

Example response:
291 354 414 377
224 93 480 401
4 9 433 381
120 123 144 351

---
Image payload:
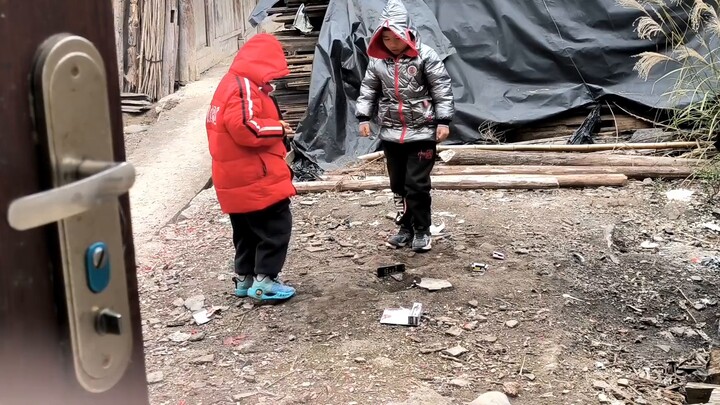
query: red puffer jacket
206 34 296 214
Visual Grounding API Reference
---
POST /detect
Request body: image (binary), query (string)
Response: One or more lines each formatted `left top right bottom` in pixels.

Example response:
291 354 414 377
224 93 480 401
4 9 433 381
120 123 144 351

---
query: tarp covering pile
253 0 686 169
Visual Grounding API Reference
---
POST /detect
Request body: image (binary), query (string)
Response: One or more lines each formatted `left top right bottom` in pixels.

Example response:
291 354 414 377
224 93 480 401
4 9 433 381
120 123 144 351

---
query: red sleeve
224 76 285 148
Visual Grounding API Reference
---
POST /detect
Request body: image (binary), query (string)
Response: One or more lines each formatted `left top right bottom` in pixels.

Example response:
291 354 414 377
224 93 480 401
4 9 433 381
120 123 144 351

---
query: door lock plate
31 34 133 393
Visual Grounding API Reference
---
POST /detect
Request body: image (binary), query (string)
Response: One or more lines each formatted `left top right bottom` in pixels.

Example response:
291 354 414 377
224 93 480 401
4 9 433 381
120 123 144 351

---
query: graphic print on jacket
206 34 296 214
356 0 454 143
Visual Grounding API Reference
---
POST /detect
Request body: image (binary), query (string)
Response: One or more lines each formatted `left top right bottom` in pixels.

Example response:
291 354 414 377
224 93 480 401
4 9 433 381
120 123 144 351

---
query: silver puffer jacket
356 0 454 143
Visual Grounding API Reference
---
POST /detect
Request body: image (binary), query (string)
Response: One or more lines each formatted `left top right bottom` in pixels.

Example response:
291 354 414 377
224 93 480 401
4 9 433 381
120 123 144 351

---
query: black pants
383 140 436 233
229 199 292 278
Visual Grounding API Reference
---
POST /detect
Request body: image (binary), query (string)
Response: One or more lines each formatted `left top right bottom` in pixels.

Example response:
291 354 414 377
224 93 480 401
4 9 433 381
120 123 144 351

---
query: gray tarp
252 0 688 169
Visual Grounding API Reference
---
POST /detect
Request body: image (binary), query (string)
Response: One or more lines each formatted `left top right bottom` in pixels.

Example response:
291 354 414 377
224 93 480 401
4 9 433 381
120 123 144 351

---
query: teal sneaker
233 275 254 298
247 275 296 302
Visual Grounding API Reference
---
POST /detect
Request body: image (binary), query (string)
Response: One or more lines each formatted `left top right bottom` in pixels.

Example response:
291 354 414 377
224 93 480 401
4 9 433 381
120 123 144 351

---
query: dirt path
136 182 719 404
124 61 231 263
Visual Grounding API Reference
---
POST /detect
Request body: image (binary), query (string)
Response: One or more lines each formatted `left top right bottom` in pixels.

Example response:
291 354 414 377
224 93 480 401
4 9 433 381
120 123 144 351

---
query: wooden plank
113 0 126 89
212 0 240 39
193 0 207 49
161 0 180 98
177 0 198 84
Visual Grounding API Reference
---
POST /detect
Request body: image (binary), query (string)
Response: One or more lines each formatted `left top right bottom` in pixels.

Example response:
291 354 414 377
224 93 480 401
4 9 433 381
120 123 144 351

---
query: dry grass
619 0 720 153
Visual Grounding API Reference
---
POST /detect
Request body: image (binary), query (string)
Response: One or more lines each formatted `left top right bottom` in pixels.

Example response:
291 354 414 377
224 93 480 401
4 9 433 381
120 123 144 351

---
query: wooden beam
294 174 628 194
438 150 702 167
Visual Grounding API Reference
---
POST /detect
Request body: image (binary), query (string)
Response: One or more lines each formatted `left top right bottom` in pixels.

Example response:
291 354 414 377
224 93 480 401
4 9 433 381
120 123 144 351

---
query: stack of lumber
293 138 708 194
265 0 329 129
121 92 153 113
507 105 654 144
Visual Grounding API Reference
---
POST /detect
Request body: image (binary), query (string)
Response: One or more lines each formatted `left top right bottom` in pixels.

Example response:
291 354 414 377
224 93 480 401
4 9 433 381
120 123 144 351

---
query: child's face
382 30 409 56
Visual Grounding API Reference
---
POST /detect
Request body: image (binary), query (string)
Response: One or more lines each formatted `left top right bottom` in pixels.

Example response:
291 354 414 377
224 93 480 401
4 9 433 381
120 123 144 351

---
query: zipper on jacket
394 58 408 143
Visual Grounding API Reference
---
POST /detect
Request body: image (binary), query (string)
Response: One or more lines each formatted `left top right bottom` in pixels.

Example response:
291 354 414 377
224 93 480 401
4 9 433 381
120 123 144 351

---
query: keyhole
71 65 80 78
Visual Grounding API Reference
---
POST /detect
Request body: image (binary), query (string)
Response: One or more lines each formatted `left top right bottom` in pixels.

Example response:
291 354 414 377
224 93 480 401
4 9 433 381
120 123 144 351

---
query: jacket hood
229 34 290 84
367 0 419 60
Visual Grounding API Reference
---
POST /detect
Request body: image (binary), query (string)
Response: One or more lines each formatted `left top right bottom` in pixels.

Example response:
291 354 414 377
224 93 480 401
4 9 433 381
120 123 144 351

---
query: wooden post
124 0 141 92
177 0 198 85
113 0 126 89
161 0 180 98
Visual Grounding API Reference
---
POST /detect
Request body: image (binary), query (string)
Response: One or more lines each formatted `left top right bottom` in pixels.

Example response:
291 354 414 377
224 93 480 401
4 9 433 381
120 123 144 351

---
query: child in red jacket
206 34 296 302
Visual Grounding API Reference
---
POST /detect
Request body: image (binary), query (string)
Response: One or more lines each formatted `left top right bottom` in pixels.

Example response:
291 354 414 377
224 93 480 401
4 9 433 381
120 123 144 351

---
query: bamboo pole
294 174 628 194
356 141 708 161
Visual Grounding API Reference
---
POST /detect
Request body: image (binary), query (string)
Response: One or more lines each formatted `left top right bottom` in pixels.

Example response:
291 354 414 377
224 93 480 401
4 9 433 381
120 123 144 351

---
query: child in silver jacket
356 0 454 252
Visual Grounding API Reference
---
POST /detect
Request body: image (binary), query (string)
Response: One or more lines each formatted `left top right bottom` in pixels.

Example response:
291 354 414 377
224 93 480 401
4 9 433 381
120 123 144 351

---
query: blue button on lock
86 242 111 293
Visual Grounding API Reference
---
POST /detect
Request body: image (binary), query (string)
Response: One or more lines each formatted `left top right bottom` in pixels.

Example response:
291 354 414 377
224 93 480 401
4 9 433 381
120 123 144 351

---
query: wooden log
358 142 704 161
430 165 692 179
357 142 706 161
326 165 693 180
177 0 198 85
630 128 676 143
438 142 703 152
295 177 388 193
513 132 631 145
439 150 702 167
294 174 628 194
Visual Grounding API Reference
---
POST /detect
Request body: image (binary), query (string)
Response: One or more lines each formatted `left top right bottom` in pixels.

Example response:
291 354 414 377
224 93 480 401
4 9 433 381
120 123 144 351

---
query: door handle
7 33 135 394
7 160 136 231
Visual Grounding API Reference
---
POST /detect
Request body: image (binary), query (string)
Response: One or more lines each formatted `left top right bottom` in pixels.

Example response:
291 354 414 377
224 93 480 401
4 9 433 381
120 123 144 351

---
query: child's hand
436 125 450 142
280 120 294 134
359 122 371 137
279 120 294 134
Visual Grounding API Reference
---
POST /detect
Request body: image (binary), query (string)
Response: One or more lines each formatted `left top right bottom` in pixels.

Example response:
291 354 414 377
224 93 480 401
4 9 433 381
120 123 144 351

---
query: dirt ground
134 178 719 405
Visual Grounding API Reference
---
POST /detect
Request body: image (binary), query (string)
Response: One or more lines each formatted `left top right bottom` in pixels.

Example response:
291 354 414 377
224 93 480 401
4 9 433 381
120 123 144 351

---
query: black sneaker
412 232 432 252
386 228 413 248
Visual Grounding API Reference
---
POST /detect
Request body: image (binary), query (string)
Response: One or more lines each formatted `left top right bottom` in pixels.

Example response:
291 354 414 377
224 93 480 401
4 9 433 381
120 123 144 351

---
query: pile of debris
264 0 329 129
590 348 720 404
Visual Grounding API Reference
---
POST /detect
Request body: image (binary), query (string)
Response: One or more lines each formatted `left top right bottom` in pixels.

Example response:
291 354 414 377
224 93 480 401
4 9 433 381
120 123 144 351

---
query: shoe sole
385 242 409 249
412 239 433 253
248 288 296 302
